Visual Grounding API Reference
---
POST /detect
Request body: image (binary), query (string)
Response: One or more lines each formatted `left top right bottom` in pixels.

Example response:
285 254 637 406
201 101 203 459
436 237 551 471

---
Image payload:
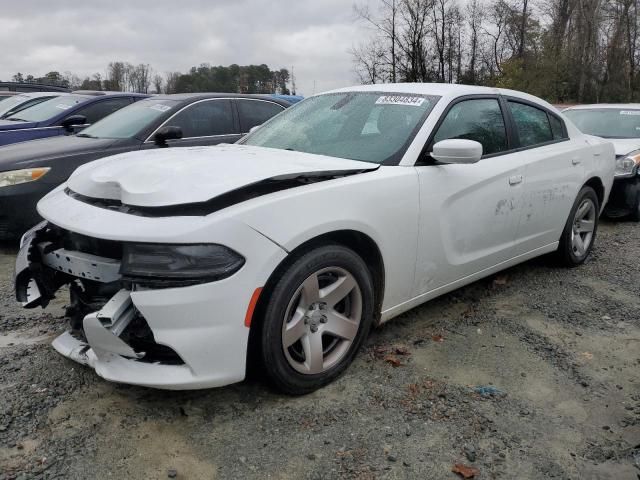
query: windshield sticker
55 104 72 110
149 104 171 112
376 95 425 107
620 110 640 115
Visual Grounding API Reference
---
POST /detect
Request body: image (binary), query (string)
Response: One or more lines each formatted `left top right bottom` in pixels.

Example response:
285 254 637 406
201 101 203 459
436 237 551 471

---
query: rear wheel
259 245 374 395
557 186 599 266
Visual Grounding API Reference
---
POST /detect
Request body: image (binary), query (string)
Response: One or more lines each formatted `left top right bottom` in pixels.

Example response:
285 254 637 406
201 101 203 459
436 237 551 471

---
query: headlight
615 150 640 177
120 243 245 281
0 168 50 188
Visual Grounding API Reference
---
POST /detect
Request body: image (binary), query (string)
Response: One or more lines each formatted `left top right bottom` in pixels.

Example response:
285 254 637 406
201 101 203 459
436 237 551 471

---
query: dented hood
67 144 377 207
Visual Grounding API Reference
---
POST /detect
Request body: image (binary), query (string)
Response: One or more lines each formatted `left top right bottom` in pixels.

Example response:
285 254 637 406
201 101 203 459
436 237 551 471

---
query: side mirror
249 125 261 134
153 126 183 147
61 115 88 133
430 139 483 164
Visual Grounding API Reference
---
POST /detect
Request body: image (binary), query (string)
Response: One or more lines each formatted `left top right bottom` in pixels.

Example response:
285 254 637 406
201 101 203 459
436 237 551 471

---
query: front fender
236 166 420 311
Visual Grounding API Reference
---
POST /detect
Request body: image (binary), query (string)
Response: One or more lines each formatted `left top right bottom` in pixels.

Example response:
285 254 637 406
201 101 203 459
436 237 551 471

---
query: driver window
433 99 508 156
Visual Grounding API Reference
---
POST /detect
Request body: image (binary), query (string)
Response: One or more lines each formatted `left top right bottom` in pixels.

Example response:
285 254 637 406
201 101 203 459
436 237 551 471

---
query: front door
142 99 242 149
413 97 526 296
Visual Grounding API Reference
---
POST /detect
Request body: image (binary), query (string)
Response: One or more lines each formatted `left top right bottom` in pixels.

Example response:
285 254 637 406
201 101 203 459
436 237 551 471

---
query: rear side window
548 114 567 140
508 101 554 147
237 100 284 132
168 99 236 137
73 97 133 124
433 98 508 156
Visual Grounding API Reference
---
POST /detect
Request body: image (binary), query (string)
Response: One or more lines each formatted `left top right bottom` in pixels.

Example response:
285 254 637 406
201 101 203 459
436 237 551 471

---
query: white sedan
563 104 640 220
15 84 614 394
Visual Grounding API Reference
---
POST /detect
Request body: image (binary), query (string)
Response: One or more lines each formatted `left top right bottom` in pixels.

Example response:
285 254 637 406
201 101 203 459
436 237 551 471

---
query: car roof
65 92 148 103
564 103 640 110
13 91 68 99
323 83 560 112
149 93 292 105
71 90 146 97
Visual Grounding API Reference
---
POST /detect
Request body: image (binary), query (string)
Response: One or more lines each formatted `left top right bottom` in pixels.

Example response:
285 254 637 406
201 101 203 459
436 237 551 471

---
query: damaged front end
15 222 184 369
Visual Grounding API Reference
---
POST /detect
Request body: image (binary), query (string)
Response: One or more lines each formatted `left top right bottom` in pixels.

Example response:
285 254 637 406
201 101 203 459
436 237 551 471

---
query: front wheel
259 245 374 395
630 191 640 222
557 186 599 266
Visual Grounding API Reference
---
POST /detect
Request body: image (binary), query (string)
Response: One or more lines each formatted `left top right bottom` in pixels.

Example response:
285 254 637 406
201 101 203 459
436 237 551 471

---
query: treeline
352 0 640 103
9 63 294 95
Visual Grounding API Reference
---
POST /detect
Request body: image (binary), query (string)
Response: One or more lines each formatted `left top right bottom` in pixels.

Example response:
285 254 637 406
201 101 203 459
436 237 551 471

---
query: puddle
0 330 53 347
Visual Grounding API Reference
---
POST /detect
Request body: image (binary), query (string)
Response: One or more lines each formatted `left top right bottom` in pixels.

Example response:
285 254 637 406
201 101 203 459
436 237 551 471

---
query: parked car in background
270 94 304 104
0 91 147 147
14 84 613 393
564 104 640 220
0 81 70 94
0 92 67 119
0 93 291 239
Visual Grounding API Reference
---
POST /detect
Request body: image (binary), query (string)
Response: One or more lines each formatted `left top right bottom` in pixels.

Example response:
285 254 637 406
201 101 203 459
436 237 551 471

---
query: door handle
571 157 581 165
508 175 523 186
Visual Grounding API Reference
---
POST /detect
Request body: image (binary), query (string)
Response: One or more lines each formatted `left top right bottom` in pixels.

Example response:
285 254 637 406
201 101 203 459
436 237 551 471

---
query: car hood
67 144 378 208
0 136 117 171
0 119 39 130
607 138 640 156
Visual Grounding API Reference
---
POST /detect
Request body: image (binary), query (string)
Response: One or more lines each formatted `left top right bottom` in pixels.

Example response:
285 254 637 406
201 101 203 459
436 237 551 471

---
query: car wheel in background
259 245 374 395
557 186 599 266
630 192 640 222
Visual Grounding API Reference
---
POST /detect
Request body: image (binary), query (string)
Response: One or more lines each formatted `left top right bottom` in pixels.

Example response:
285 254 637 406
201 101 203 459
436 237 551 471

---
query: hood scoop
66 145 377 216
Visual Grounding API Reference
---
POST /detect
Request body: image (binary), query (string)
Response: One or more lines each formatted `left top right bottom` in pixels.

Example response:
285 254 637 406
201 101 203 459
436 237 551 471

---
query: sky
0 0 375 96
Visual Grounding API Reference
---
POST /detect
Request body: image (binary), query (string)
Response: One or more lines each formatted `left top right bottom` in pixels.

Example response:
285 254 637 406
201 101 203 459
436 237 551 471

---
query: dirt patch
0 220 639 479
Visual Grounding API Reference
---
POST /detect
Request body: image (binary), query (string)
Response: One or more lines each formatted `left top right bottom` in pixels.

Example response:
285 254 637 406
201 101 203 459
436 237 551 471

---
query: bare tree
164 72 181 94
152 74 164 94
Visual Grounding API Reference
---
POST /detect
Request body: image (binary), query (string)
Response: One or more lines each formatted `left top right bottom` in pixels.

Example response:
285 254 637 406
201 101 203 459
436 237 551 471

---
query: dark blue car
0 91 147 146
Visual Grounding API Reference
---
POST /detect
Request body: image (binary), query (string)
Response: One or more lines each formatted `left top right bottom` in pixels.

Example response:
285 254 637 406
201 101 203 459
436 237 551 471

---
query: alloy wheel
281 267 362 375
570 198 596 257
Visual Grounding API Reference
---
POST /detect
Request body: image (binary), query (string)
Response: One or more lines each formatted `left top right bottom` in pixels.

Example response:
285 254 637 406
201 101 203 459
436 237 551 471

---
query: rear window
508 101 553 147
237 99 284 132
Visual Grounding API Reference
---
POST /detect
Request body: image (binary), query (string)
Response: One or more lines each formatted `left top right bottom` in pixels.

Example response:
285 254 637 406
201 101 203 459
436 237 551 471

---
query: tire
630 192 640 222
557 186 599 266
259 244 374 395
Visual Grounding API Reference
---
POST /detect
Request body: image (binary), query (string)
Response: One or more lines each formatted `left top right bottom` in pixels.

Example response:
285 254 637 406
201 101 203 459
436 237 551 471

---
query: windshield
8 95 87 123
242 92 438 164
0 95 30 117
564 108 640 138
79 99 180 139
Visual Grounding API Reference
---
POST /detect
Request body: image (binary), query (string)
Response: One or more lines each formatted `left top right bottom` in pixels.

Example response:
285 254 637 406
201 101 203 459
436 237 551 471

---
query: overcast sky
0 0 374 96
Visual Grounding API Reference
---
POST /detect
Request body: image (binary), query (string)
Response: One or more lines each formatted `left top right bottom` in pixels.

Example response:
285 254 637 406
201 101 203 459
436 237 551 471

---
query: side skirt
379 242 559 323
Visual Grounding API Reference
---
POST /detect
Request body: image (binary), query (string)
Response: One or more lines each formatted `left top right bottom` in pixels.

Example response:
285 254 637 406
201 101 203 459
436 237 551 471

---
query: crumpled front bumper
604 175 639 217
14 220 287 390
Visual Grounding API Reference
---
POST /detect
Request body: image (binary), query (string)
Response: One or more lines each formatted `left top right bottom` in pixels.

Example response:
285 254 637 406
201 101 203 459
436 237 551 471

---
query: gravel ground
0 220 639 479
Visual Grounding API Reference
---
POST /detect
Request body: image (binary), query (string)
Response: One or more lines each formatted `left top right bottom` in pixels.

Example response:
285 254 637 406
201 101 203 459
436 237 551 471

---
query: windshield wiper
5 117 26 122
76 133 95 138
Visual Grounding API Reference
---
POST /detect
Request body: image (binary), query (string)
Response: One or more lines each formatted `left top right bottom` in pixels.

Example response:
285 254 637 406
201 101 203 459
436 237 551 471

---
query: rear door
504 98 588 253
235 98 286 134
413 96 527 295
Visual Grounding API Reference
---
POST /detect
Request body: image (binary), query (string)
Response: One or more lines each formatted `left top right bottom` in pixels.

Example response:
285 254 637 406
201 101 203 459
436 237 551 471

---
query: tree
353 0 640 102
152 74 164 94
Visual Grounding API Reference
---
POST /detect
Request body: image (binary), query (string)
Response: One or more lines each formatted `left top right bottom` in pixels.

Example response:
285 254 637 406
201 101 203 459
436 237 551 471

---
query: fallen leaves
432 334 445 342
383 355 403 367
452 463 480 478
372 345 411 367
